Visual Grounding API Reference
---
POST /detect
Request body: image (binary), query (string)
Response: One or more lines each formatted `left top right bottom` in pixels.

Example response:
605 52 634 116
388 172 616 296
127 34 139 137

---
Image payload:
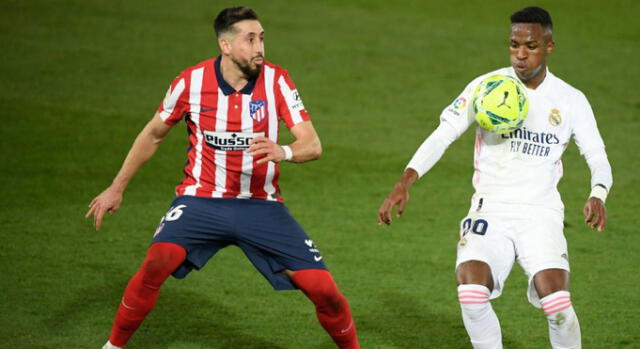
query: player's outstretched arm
583 197 607 232
377 168 419 226
85 113 173 231
248 120 321 164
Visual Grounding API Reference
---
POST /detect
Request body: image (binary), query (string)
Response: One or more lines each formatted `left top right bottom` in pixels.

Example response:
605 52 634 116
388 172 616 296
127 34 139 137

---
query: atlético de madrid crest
548 108 562 126
250 100 267 122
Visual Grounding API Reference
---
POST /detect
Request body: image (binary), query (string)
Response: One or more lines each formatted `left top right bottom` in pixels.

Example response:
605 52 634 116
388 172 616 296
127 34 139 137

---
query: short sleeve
157 72 189 126
275 70 311 129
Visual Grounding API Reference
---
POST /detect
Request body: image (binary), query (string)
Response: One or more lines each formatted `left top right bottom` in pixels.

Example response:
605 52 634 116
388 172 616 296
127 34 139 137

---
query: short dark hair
213 6 259 37
510 6 553 31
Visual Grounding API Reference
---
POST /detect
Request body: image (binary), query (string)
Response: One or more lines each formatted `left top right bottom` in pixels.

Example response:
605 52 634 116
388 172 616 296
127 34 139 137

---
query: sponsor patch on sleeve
289 89 305 112
446 96 467 116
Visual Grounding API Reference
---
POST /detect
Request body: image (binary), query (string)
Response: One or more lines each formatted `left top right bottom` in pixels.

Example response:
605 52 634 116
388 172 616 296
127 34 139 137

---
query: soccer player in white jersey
86 7 360 349
378 6 611 349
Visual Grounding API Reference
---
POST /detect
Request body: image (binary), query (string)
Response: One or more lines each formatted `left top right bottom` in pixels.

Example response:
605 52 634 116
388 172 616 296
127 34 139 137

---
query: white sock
458 284 502 349
540 291 581 349
102 341 123 349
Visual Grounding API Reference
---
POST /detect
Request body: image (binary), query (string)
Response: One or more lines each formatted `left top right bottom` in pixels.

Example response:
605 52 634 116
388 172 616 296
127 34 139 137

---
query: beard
232 56 262 80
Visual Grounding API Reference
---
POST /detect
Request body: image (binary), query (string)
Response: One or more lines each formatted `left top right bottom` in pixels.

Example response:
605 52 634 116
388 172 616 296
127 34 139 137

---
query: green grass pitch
1 0 639 348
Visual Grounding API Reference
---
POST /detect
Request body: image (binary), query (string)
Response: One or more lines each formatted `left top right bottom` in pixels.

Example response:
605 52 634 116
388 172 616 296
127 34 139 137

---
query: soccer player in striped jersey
378 6 611 349
87 7 359 349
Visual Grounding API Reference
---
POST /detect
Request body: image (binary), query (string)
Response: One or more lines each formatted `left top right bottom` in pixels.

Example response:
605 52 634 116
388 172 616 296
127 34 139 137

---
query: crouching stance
88 6 359 348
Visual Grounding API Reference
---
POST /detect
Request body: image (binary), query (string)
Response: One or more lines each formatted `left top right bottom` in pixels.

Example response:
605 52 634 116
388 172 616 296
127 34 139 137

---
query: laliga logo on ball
472 74 529 134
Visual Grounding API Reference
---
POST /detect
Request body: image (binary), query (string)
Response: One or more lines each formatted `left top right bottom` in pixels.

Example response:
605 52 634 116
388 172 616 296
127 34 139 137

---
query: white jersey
407 67 612 211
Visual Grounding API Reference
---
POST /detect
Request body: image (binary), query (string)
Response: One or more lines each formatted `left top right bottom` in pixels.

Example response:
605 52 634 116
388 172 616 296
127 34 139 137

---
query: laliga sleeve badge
447 97 467 116
458 237 468 248
453 97 467 110
548 108 562 126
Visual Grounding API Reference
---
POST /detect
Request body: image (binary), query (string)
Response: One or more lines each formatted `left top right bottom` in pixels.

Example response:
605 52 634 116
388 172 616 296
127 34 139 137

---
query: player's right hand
377 182 410 226
85 186 124 231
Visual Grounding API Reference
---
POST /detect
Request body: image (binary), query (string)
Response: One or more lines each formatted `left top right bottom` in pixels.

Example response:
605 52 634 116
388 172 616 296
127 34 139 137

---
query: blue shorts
151 196 327 290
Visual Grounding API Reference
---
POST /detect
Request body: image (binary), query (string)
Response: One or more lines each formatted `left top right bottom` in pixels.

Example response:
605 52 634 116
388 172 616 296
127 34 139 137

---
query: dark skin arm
377 168 419 225
583 196 607 232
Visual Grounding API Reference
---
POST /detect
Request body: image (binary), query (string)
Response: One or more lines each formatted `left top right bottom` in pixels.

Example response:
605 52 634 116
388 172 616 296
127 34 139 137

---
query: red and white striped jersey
157 57 311 202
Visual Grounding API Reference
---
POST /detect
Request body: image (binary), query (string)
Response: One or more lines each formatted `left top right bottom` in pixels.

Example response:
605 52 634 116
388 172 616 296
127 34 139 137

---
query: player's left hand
248 136 287 164
583 197 607 232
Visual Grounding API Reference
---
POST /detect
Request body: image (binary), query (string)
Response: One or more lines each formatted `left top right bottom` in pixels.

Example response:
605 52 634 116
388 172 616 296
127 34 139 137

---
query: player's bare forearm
111 114 172 190
86 113 172 230
283 121 321 163
287 136 321 163
249 121 321 164
377 168 419 225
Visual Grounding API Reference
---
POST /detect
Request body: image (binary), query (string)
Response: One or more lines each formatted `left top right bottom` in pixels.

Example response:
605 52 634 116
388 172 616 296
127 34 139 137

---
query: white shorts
455 199 569 308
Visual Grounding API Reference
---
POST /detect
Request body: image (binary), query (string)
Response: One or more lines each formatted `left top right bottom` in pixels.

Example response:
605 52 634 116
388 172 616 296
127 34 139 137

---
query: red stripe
249 95 268 199
460 300 489 304
195 63 217 197
175 70 197 196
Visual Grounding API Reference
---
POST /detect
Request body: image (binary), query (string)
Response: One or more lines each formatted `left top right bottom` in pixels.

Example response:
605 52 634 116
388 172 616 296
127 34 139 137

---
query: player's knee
293 269 342 308
140 242 186 284
456 260 494 290
533 268 568 299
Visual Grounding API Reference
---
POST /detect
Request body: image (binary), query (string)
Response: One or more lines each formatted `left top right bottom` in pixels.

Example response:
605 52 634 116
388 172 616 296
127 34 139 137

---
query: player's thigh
456 212 516 298
235 200 327 287
515 208 569 307
152 196 235 278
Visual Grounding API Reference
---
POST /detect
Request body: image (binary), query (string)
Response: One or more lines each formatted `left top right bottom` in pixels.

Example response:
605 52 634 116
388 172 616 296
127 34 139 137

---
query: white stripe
183 68 204 196
212 89 228 198
264 66 278 200
159 78 185 121
277 76 303 124
237 94 254 198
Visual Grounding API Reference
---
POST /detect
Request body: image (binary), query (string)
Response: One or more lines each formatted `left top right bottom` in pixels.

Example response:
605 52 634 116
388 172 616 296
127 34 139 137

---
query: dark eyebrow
510 38 539 45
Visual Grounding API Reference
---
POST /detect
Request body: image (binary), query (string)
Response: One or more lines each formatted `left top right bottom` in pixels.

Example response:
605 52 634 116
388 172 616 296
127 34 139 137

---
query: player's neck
219 56 249 91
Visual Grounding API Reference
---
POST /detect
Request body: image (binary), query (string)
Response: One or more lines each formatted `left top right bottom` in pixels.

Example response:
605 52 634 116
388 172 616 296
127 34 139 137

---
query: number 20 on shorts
461 218 488 237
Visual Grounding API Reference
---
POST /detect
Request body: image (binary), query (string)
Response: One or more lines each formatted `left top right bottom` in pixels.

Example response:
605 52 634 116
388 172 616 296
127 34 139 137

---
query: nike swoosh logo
200 108 215 113
121 298 135 310
340 320 353 334
314 255 323 262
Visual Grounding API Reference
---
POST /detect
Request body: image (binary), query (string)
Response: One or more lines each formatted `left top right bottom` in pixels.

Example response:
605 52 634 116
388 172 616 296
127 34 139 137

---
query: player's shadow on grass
360 291 526 348
45 279 285 349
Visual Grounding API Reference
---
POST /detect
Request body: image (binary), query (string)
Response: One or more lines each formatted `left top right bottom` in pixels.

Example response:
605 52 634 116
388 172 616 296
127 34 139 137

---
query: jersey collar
214 56 257 96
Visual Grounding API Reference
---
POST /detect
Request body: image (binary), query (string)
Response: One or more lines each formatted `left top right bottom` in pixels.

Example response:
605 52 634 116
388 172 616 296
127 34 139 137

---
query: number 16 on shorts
154 204 187 237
